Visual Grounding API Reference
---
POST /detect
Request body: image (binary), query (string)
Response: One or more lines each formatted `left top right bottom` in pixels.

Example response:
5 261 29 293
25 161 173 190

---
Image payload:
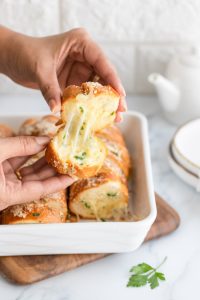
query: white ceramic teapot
148 49 200 125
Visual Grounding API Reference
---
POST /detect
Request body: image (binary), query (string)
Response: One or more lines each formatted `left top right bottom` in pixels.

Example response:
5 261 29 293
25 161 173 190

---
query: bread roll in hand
45 82 120 179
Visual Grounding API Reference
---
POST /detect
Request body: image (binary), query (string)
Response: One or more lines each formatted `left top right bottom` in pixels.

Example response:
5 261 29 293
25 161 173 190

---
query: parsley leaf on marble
129 262 153 274
127 257 167 289
127 274 148 287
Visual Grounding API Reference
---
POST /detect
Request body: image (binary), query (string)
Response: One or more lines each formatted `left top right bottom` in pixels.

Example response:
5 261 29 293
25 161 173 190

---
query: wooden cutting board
0 193 180 285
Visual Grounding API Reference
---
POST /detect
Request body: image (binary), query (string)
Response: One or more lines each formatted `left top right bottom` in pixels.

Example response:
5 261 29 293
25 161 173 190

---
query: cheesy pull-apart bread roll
69 126 131 221
1 115 67 225
45 82 120 179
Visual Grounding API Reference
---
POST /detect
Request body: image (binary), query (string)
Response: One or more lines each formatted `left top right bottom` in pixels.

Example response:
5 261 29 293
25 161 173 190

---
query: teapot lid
179 47 200 68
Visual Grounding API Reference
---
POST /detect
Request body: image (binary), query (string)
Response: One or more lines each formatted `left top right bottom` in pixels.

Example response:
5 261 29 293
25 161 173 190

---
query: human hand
0 136 75 211
0 27 126 121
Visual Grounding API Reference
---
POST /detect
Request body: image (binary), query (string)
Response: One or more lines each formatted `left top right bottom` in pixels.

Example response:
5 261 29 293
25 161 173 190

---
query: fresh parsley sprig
127 256 167 289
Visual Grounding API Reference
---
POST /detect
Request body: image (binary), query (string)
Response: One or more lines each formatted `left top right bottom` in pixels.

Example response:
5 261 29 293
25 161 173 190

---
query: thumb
0 136 50 162
38 69 61 113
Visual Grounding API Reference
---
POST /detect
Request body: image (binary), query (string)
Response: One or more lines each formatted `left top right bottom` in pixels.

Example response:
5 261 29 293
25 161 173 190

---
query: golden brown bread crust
0 123 15 137
69 125 131 220
69 167 127 202
2 191 67 224
61 82 119 107
45 82 120 179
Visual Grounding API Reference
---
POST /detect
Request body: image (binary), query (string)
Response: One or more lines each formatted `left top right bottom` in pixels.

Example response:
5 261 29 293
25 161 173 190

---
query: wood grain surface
0 193 180 285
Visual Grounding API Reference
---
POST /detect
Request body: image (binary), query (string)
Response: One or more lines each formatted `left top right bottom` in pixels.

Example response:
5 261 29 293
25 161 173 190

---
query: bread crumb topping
9 192 64 218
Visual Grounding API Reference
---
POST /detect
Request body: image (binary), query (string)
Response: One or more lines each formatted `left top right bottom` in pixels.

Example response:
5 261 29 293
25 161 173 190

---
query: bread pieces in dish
96 126 130 177
2 190 67 224
68 125 130 221
45 82 120 179
19 115 59 137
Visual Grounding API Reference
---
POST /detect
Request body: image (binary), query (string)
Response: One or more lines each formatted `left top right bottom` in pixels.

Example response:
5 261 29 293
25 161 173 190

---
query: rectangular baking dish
0 111 156 255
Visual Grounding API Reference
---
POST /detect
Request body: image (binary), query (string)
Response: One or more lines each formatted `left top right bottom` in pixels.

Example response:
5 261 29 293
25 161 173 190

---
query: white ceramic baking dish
0 111 156 255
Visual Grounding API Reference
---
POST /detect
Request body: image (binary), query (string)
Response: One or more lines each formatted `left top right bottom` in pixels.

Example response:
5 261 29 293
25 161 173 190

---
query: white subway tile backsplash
0 0 200 95
60 0 200 43
60 0 142 41
0 0 60 36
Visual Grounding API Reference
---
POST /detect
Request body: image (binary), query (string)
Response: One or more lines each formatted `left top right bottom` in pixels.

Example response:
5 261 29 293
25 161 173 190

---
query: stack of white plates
168 118 200 191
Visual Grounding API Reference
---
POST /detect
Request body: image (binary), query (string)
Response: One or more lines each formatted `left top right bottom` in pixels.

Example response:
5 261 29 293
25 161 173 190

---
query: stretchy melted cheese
45 82 120 178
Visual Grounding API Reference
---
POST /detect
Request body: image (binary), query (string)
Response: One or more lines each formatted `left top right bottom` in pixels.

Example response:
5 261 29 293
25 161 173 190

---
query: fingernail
122 99 127 111
119 114 123 122
120 85 126 96
118 97 127 112
49 99 59 113
69 177 78 184
61 175 78 186
114 113 123 123
36 136 50 145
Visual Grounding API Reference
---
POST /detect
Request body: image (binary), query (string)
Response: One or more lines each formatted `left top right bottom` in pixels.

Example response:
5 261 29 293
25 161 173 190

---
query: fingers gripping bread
69 126 131 221
2 150 68 224
1 115 67 225
0 123 14 223
2 174 67 225
45 82 120 178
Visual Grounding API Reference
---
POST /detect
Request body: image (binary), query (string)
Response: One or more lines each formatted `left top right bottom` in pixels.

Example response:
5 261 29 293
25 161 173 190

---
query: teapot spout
148 73 180 112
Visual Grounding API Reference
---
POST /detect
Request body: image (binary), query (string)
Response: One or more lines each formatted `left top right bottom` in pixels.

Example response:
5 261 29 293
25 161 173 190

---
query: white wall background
0 0 200 95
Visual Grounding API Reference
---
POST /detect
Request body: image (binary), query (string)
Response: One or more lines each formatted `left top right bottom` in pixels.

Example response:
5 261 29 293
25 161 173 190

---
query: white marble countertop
0 93 199 300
